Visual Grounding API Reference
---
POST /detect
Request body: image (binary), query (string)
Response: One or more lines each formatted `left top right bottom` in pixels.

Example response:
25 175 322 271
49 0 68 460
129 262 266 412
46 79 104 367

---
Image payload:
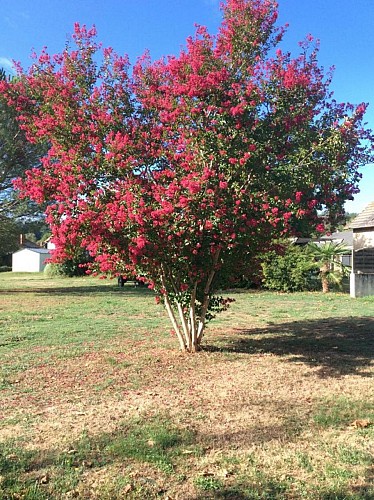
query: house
294 229 353 267
320 229 353 267
43 235 56 250
12 247 51 272
19 234 41 249
349 201 374 297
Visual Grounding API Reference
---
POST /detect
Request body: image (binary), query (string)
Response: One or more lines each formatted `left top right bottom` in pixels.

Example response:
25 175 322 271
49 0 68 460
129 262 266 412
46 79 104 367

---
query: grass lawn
0 272 373 499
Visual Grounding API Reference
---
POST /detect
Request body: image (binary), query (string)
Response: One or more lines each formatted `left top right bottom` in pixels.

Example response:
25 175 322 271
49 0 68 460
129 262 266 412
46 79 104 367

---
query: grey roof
321 230 353 247
22 240 42 249
14 248 51 254
350 202 374 229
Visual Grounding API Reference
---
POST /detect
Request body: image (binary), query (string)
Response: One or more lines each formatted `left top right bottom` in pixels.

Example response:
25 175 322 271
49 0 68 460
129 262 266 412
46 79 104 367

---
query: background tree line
0 68 48 267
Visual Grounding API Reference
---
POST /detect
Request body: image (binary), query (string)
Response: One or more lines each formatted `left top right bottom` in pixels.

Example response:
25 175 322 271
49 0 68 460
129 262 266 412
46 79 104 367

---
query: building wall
39 253 50 271
12 250 50 272
350 217 374 297
352 228 374 274
353 229 374 250
350 272 374 298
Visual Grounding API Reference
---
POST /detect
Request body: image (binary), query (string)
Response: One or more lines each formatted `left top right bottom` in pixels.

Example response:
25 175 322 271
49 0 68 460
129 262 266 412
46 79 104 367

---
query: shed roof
14 248 51 255
350 202 374 229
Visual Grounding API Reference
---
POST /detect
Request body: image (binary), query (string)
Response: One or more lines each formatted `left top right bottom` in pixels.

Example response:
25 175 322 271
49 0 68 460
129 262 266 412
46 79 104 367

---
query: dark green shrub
261 244 320 292
44 250 90 277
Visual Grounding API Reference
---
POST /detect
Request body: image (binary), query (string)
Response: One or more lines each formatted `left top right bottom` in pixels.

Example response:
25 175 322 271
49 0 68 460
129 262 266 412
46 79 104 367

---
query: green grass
0 273 169 387
0 416 197 498
0 272 373 499
313 397 374 429
194 475 224 491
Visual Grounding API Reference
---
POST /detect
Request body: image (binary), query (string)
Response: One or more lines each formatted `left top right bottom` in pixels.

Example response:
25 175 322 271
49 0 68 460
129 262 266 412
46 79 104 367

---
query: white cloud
0 57 16 74
4 10 30 29
4 15 17 29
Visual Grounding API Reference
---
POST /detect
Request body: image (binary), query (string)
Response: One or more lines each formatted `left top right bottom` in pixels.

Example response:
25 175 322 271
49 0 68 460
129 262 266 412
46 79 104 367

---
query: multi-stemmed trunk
160 250 220 352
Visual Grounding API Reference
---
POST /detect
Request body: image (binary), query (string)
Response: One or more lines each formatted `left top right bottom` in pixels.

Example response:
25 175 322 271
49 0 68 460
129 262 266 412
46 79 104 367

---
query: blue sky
1 0 373 214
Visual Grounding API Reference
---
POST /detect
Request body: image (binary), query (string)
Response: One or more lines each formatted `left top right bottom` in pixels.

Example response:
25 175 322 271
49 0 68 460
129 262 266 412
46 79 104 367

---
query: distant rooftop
350 202 374 229
15 248 51 254
322 230 353 247
20 234 41 249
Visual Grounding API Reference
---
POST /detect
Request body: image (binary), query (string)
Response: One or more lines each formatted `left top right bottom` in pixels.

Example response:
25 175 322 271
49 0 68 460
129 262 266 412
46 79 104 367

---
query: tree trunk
320 264 329 293
321 274 329 293
161 290 206 352
160 249 220 352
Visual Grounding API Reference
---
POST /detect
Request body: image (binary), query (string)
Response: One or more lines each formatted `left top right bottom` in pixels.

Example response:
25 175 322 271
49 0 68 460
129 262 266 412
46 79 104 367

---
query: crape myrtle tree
1 0 373 351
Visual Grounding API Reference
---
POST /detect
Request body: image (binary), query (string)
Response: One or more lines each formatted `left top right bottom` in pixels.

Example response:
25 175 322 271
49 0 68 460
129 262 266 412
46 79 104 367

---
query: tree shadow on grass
206 317 374 378
0 283 153 297
2 413 374 500
194 489 251 499
194 482 374 500
0 416 194 498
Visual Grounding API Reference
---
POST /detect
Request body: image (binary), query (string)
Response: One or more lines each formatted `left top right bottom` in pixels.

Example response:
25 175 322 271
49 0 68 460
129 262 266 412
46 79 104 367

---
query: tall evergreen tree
0 68 46 258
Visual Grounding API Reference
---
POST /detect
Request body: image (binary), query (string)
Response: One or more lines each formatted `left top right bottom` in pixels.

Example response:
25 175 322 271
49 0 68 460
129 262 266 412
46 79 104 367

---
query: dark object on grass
118 276 147 287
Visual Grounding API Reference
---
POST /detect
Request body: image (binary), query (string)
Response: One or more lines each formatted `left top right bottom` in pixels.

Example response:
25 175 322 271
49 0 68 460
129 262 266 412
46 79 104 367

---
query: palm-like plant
307 241 350 293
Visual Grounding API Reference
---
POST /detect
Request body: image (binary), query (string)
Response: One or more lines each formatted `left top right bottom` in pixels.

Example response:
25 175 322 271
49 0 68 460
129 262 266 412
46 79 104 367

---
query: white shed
12 248 51 272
